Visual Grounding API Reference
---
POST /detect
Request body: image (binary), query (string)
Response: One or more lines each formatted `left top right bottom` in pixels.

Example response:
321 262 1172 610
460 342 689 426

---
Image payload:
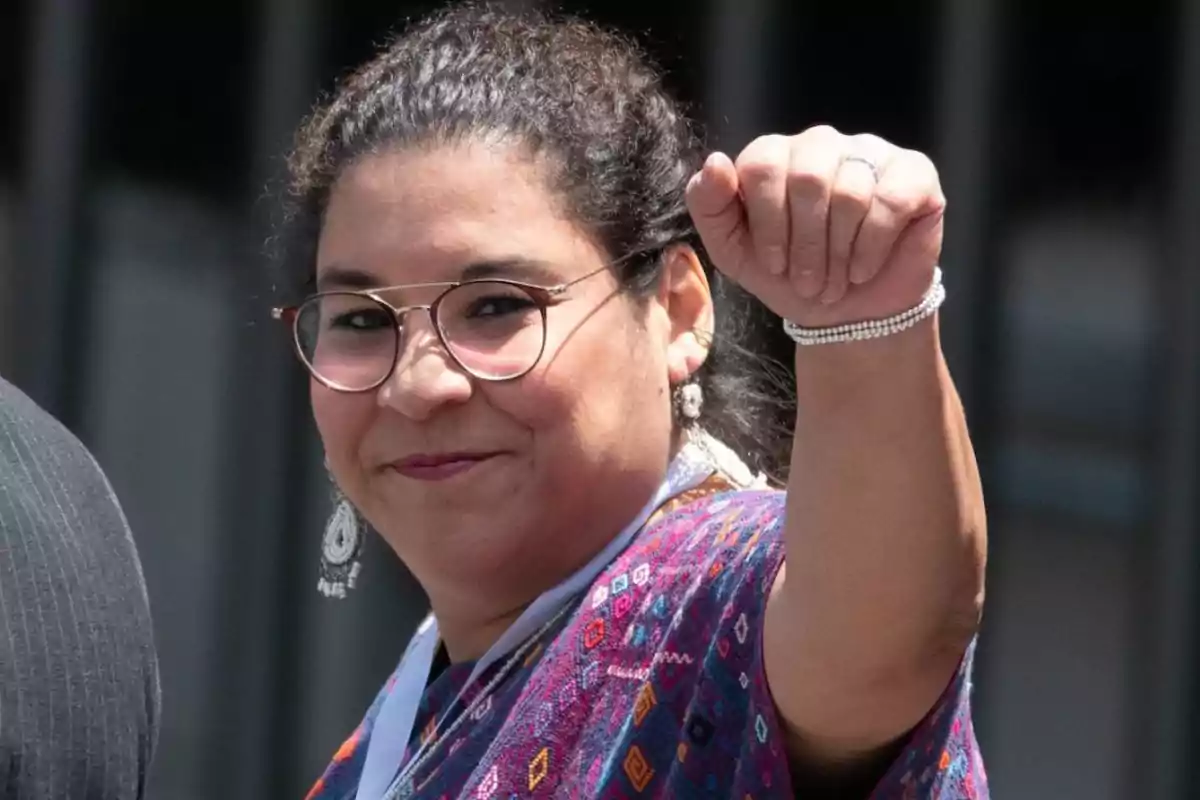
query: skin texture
312 142 713 661
312 124 986 776
687 126 986 772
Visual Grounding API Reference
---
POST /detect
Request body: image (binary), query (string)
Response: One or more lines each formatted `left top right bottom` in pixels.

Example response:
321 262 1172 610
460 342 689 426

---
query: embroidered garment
307 490 987 799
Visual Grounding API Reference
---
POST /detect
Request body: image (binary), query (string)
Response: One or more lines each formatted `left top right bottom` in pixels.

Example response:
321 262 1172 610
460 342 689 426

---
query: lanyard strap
355 442 718 800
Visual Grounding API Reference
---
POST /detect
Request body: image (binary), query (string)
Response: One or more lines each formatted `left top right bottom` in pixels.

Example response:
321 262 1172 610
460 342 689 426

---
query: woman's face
312 141 711 617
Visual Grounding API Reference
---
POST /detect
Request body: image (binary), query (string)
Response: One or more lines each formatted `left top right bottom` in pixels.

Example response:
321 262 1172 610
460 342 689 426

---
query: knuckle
899 150 945 199
851 132 889 151
736 136 789 184
924 191 949 218
874 186 919 215
801 124 841 142
739 159 784 190
832 184 873 214
786 165 829 198
903 148 939 176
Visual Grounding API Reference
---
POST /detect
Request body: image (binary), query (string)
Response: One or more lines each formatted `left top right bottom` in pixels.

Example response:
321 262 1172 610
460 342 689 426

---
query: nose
376 315 473 421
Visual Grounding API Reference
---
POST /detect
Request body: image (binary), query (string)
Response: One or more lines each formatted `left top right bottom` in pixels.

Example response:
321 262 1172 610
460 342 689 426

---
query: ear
654 245 714 385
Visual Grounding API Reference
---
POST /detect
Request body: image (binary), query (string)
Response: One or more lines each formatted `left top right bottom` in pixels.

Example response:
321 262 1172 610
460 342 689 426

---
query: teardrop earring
317 469 364 599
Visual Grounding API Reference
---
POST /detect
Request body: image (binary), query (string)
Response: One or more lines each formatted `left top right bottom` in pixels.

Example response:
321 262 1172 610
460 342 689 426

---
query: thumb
685 152 750 280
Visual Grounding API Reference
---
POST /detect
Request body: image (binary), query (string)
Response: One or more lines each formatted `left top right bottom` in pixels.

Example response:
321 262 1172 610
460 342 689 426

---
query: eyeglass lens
293 281 547 389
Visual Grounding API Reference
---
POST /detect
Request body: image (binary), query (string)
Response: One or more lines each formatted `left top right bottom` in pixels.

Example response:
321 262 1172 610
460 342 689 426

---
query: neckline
426 475 734 675
359 434 756 800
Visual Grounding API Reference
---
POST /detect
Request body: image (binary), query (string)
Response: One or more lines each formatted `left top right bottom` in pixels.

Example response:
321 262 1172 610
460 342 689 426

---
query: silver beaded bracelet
782 267 946 346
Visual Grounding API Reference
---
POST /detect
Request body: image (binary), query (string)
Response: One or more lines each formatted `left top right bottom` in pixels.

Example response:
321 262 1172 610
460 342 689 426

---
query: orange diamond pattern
528 747 550 790
633 682 657 726
623 745 654 792
584 617 605 649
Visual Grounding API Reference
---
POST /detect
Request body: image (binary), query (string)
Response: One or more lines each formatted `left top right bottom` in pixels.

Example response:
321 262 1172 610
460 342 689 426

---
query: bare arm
686 125 987 775
765 318 985 764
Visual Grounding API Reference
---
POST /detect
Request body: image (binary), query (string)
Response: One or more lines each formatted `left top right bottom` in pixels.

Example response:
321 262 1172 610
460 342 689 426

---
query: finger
822 156 877 304
686 152 751 281
734 135 792 276
848 149 944 285
786 126 843 300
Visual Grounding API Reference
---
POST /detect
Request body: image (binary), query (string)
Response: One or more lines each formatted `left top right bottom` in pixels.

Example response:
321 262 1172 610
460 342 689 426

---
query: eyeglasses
272 264 611 393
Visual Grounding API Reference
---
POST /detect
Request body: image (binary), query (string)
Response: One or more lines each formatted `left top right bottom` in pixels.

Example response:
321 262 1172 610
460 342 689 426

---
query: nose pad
376 312 472 419
392 309 436 368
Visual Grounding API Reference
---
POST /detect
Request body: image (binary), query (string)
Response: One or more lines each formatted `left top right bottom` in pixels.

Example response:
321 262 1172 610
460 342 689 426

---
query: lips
387 451 504 482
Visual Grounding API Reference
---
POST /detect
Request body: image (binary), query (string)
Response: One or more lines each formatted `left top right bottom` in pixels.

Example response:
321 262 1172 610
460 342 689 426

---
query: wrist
783 268 945 347
791 317 945 409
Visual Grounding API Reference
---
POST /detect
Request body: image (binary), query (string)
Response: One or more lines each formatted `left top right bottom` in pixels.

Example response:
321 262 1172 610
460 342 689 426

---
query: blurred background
1 0 1198 798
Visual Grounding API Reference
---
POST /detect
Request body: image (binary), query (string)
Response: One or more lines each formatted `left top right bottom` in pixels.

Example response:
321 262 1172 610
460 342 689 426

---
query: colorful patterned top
306 489 987 799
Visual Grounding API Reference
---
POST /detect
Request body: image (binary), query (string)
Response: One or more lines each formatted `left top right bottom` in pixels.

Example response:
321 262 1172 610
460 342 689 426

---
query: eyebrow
315 258 564 292
315 266 379 292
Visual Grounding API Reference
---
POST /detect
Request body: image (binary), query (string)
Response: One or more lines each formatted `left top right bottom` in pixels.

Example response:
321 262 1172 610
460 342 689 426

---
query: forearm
779 316 986 686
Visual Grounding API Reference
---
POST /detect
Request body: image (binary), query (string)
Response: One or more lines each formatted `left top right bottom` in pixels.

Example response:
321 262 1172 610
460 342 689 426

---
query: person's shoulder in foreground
0 375 161 799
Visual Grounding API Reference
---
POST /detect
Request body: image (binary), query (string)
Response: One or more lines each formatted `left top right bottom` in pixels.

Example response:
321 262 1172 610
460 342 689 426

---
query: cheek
311 383 373 477
480 312 671 453
473 374 566 439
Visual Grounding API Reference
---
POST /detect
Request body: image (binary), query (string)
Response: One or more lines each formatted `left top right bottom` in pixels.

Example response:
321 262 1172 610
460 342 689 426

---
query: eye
330 306 392 331
463 293 538 318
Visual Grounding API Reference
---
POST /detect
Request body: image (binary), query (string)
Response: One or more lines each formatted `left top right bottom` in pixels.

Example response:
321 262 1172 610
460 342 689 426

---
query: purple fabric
307 490 987 799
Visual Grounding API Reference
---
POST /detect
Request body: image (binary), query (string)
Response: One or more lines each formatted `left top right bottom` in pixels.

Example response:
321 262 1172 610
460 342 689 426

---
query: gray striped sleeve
0 376 160 799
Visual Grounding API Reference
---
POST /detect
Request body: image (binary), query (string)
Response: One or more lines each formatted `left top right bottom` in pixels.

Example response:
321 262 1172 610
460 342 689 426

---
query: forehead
316 142 601 288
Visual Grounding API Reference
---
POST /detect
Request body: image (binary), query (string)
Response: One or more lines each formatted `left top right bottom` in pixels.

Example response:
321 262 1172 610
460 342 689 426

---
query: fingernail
849 263 872 284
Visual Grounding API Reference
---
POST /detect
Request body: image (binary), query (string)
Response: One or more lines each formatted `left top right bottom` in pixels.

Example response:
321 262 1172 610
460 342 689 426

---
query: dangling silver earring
318 479 364 599
673 381 704 423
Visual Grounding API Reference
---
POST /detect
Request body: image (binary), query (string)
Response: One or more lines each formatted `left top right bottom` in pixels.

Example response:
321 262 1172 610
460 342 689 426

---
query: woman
279 4 987 798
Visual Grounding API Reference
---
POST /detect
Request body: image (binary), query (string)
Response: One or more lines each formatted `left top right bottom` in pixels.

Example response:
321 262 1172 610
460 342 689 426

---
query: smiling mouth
387 452 504 482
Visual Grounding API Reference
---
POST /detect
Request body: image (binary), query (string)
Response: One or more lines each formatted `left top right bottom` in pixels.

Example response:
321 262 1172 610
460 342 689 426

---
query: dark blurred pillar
1137 5 1200 798
932 0 1003 433
14 0 95 422
705 0 772 152
202 0 323 796
929 0 1006 740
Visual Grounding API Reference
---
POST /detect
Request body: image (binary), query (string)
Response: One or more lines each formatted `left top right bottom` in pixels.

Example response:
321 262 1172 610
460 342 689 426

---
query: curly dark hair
276 1 793 478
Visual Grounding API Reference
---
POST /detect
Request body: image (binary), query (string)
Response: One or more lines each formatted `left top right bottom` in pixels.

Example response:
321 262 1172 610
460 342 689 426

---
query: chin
414 514 549 598
375 480 527 546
